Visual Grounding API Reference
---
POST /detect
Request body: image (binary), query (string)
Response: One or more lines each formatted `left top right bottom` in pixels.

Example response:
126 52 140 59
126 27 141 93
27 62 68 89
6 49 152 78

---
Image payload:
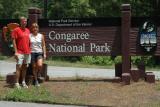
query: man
12 16 31 88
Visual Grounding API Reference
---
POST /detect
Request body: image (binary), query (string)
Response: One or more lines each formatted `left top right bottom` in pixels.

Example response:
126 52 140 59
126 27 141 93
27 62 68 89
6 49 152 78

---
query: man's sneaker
22 82 28 88
15 83 21 89
35 81 40 87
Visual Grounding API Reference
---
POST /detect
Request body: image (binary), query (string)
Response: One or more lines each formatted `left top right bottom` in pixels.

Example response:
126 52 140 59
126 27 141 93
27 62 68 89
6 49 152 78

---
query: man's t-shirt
12 27 30 54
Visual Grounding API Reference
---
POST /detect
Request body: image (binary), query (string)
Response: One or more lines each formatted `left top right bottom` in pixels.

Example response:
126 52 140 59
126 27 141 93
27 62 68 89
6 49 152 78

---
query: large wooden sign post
121 4 131 84
121 4 131 73
27 4 133 84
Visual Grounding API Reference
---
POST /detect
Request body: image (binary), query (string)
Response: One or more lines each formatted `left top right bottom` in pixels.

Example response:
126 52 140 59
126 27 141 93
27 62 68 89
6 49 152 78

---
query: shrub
81 56 114 66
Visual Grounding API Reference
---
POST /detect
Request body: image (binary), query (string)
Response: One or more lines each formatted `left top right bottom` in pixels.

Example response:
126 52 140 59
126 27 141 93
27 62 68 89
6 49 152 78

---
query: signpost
2 4 160 84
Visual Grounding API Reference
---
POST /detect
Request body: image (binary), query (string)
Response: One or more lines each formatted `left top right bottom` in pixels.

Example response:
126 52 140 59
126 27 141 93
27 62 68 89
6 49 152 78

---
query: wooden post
28 8 48 82
121 4 131 84
121 4 131 73
28 7 41 28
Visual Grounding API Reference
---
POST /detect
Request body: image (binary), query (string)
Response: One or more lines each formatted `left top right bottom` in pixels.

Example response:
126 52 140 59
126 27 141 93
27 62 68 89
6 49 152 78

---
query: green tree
0 0 158 18
68 0 96 18
130 0 153 16
48 0 96 18
89 0 155 17
89 0 122 17
0 0 32 18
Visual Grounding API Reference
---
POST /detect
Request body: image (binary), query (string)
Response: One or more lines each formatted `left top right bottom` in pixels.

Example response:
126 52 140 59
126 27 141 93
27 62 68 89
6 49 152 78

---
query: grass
0 55 114 69
4 86 53 103
0 80 160 107
0 54 9 60
146 66 160 71
45 60 114 69
155 83 160 90
0 74 3 80
0 73 5 81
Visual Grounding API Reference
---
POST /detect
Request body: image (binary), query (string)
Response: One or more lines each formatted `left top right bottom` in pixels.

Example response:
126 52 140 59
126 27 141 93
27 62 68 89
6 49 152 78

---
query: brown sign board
1 18 160 57
40 27 121 56
39 18 160 57
38 18 121 57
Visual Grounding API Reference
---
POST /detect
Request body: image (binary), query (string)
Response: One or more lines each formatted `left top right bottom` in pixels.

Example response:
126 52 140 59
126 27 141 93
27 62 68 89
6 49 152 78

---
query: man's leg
21 64 28 88
21 64 27 81
15 54 23 89
21 54 31 88
15 64 21 83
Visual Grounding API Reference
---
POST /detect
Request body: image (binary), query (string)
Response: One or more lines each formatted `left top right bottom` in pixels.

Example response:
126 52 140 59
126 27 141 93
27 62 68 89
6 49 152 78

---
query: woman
30 23 46 86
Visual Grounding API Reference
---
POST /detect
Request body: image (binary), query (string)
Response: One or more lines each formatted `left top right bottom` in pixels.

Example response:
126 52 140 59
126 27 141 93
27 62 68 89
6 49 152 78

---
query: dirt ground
44 80 160 107
1 80 160 107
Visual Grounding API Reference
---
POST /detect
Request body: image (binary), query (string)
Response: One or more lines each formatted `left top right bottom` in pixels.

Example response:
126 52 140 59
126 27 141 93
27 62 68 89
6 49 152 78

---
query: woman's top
30 33 43 53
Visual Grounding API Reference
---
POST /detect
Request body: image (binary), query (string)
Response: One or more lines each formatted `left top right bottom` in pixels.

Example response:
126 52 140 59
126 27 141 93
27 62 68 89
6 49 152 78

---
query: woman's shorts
31 53 43 63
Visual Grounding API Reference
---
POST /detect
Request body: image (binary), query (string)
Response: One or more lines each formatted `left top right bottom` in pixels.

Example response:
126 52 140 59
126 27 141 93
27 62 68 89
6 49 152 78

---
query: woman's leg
33 58 43 86
32 63 38 81
37 58 43 76
31 53 39 85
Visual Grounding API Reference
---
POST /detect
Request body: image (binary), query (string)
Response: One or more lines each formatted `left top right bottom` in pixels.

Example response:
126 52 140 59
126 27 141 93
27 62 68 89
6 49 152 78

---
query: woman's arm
42 34 46 59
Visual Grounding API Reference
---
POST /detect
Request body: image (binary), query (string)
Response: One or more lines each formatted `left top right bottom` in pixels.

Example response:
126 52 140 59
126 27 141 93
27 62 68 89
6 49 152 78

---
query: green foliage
89 0 122 17
0 0 32 18
0 54 8 60
156 84 160 90
146 56 156 67
131 56 157 67
81 56 113 66
48 56 158 68
131 56 142 65
0 0 158 18
130 0 154 16
0 74 3 80
29 0 43 9
113 56 122 64
69 0 96 18
48 0 96 18
48 56 81 63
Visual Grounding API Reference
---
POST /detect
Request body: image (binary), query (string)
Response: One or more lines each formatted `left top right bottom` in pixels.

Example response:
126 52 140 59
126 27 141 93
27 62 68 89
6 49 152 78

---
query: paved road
0 60 160 80
0 60 115 78
0 101 85 107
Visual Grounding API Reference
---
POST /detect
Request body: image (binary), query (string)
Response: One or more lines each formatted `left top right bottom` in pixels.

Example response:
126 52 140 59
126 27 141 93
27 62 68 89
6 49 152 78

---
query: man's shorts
31 53 43 63
17 54 31 65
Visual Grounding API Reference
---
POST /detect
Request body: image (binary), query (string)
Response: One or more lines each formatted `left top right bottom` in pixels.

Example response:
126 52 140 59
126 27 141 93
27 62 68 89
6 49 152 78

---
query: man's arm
12 38 18 61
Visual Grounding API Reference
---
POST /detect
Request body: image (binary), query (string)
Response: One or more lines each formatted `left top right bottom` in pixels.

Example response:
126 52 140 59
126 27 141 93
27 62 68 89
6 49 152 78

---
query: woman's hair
31 23 39 28
31 23 39 32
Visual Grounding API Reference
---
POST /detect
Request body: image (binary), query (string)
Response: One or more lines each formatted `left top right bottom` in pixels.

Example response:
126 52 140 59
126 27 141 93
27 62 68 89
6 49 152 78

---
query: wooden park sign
1 4 159 84
39 18 121 56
